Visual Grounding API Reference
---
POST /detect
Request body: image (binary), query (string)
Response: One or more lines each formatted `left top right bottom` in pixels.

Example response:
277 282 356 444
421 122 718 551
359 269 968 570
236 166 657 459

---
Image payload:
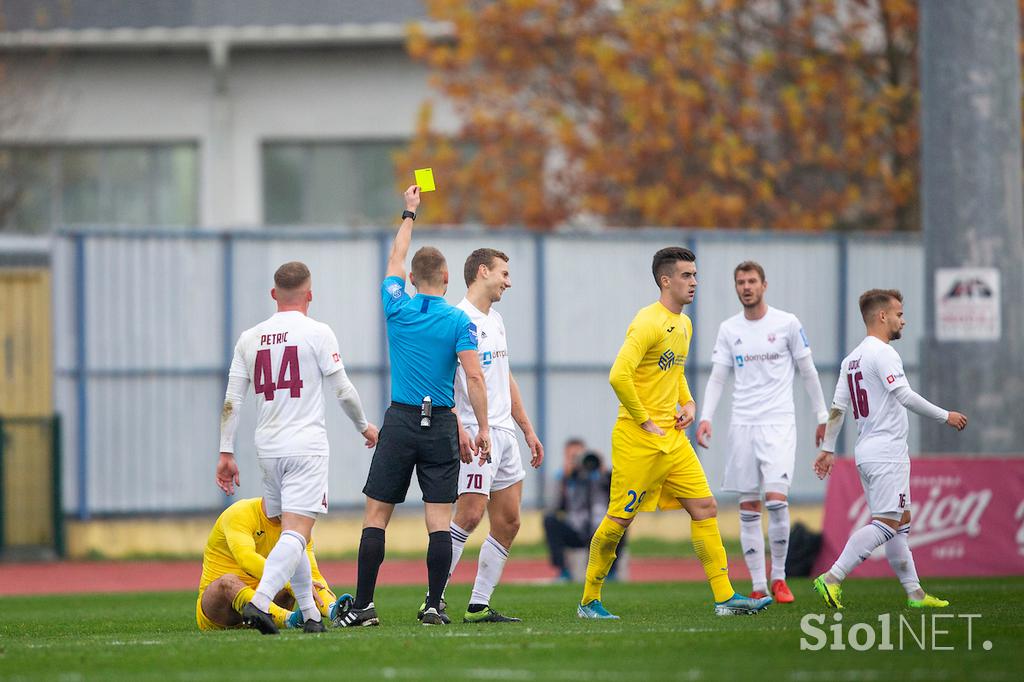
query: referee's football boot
417 594 449 623
812 573 845 610
577 599 619 620
241 602 280 635
420 607 449 626
333 602 380 627
463 604 521 623
713 593 773 616
302 618 327 633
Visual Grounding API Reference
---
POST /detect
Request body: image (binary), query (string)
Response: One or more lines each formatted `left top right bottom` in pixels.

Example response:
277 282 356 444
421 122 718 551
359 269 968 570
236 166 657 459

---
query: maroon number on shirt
253 346 304 401
846 371 869 419
467 473 483 489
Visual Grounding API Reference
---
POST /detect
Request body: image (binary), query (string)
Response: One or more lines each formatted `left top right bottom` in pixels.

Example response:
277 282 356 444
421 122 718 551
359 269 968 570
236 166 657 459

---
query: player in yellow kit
577 247 773 619
196 497 345 631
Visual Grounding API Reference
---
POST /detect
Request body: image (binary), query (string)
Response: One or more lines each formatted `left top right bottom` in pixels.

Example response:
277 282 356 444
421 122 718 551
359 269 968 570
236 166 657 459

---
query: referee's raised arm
385 185 421 280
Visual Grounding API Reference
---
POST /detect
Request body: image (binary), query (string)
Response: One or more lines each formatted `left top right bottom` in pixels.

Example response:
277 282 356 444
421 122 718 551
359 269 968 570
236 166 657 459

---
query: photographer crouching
542 442 627 581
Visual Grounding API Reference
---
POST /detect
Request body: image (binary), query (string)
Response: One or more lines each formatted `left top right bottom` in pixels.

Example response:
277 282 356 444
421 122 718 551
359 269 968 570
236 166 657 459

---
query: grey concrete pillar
920 0 1024 453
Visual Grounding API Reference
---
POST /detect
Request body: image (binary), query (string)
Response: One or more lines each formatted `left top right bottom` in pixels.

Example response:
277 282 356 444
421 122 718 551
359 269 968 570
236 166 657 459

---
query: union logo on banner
814 458 1024 577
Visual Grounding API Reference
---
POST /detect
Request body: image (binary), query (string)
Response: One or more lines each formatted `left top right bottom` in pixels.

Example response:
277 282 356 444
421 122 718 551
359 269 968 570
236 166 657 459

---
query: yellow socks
231 586 254 614
316 586 337 619
691 517 735 603
232 585 290 628
581 517 626 604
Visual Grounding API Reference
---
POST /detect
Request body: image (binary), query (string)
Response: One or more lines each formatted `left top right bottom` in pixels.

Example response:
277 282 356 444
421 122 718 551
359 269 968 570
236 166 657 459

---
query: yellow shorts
196 589 244 631
607 419 713 518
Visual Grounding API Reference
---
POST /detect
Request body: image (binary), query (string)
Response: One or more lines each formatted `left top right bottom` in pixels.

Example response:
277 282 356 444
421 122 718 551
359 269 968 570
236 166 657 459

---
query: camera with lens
580 451 601 472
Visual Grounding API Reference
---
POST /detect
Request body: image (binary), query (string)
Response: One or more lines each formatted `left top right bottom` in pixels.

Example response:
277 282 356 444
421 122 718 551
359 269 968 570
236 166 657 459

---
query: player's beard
741 292 762 309
890 328 902 341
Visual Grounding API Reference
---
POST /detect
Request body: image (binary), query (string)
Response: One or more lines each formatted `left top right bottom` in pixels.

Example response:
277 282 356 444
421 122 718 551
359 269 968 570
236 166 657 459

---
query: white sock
470 535 509 606
252 530 306 612
829 520 894 582
445 521 470 597
885 523 922 597
289 542 320 622
766 500 790 582
739 509 767 592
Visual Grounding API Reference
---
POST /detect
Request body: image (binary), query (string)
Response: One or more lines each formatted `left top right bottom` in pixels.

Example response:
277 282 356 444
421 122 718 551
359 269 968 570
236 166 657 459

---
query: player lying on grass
196 496 347 631
812 289 967 610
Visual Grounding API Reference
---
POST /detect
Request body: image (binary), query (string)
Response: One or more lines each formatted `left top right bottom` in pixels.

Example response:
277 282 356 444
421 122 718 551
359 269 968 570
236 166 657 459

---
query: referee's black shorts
363 402 460 504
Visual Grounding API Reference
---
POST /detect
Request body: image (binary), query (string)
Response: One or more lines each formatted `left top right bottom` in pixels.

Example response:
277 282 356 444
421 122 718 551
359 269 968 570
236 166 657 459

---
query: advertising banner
814 458 1024 576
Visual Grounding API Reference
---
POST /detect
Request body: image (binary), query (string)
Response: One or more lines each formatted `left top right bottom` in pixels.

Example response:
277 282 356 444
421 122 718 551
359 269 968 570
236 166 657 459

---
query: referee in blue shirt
336 185 491 628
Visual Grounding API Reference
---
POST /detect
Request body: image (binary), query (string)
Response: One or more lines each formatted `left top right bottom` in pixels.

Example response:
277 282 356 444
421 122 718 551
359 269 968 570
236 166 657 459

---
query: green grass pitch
1 578 1019 680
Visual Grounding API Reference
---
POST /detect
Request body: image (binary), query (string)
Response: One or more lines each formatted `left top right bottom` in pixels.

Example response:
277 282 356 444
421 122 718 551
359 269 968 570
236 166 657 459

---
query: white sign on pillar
934 267 1001 341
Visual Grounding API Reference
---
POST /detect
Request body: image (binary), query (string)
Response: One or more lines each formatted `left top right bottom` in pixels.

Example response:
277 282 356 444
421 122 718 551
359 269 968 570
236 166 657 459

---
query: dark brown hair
652 247 696 287
464 248 510 286
274 261 311 290
859 288 903 323
734 260 766 283
411 246 448 287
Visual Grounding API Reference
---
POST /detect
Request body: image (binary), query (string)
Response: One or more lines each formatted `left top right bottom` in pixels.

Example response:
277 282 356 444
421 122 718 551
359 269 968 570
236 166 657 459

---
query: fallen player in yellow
197 497 347 632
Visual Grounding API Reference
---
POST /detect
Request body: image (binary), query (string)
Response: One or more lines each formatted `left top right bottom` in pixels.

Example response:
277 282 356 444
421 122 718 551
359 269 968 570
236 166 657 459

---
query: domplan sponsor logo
847 476 991 559
800 613 991 652
737 351 784 365
479 349 508 367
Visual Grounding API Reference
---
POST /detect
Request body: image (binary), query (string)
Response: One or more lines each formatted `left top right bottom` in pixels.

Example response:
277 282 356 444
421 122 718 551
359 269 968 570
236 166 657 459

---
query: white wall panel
231 237 383 368
53 231 924 514
846 240 924 365
694 239 840 368
85 237 224 370
544 238 663 366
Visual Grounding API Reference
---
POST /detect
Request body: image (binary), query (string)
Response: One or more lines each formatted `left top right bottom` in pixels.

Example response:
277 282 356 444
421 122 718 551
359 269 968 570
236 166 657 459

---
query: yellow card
414 168 436 192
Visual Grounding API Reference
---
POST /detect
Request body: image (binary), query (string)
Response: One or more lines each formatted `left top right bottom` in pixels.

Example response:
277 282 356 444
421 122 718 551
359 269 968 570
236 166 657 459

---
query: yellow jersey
198 497 328 594
609 301 694 429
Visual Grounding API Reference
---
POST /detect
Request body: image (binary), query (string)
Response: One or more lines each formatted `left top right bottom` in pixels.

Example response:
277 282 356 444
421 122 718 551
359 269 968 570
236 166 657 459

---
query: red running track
0 558 751 596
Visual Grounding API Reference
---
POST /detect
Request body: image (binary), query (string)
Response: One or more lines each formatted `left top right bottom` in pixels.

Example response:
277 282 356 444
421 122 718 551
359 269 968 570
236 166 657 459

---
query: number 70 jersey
229 310 345 458
833 335 911 464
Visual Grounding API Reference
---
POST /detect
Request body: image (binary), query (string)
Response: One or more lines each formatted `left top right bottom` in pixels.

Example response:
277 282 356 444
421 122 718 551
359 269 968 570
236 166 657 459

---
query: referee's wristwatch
402 210 417 221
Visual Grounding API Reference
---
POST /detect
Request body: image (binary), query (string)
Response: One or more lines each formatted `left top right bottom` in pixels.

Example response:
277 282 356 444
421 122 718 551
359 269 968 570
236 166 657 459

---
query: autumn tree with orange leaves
397 0 921 231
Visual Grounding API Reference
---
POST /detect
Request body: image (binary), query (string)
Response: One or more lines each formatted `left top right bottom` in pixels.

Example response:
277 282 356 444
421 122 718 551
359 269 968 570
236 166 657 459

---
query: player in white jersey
215 261 379 634
812 288 967 609
696 261 828 604
436 248 544 624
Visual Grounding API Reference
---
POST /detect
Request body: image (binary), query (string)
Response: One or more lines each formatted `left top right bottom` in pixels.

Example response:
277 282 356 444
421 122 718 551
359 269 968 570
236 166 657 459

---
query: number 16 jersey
229 310 345 458
833 335 911 464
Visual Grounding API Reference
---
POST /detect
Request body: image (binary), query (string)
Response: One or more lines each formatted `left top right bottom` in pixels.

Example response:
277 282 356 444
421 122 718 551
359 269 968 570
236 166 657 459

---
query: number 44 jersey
833 335 911 465
229 311 345 458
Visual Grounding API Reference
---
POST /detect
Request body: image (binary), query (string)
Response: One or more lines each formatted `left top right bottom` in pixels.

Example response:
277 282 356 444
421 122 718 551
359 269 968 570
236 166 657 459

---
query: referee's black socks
426 530 452 611
355 527 386 609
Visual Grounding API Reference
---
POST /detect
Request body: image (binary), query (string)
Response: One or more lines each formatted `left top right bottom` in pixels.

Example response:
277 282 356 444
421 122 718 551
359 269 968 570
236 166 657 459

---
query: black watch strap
402 210 417 221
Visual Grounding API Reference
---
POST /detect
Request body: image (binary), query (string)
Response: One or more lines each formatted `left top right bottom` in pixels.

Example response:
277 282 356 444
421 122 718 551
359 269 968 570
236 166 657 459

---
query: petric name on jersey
260 332 289 346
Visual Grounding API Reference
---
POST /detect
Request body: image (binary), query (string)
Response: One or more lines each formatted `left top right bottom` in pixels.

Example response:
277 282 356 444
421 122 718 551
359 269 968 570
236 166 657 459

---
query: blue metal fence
55 228 922 518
